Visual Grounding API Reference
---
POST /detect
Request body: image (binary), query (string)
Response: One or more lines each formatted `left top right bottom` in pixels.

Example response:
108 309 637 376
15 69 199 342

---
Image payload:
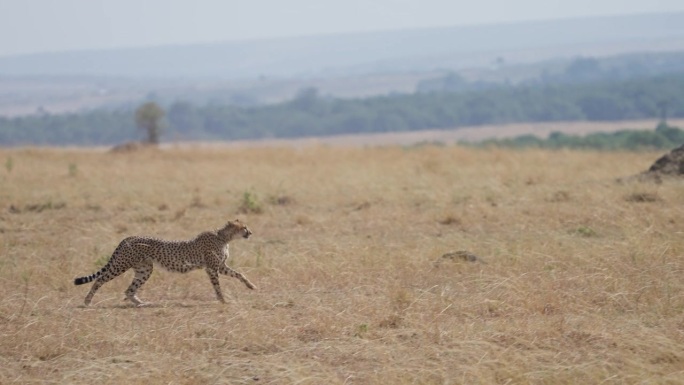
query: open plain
1 144 683 384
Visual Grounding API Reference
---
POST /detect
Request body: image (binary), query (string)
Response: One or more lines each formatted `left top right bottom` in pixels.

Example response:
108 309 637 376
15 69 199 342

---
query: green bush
467 124 684 151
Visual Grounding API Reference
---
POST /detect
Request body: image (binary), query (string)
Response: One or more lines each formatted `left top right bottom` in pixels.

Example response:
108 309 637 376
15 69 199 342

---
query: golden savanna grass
1 144 683 384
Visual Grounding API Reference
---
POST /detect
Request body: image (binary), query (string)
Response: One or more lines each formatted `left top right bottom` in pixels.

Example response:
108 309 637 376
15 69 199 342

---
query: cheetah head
219 219 252 241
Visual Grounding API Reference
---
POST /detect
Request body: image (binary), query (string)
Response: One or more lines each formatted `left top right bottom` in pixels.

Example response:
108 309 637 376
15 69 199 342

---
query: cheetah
74 219 256 307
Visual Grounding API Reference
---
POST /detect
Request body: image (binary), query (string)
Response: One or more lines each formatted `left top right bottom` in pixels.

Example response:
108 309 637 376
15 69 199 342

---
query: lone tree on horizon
135 102 165 145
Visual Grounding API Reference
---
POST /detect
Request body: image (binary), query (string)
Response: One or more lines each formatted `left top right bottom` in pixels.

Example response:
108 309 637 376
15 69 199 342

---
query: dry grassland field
1 144 684 384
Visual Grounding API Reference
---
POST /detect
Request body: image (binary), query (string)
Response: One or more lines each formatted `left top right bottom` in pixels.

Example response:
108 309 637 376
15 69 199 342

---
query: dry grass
1 145 683 384
176 119 684 148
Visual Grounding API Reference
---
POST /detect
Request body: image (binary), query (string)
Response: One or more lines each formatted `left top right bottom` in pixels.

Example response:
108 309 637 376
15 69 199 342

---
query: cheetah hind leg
125 262 153 307
84 272 118 306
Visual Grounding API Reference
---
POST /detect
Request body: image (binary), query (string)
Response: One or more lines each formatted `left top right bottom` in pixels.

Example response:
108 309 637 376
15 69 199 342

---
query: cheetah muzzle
73 219 256 307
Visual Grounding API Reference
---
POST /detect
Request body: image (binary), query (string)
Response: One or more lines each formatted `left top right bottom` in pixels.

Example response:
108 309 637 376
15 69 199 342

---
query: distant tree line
1 73 684 146
467 123 684 151
417 54 684 93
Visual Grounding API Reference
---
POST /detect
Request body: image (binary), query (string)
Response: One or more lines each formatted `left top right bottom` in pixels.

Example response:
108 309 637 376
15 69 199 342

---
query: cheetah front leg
218 264 257 290
205 268 226 303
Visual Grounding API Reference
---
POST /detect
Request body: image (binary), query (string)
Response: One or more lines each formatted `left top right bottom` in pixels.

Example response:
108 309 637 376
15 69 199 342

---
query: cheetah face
227 219 252 240
241 225 252 239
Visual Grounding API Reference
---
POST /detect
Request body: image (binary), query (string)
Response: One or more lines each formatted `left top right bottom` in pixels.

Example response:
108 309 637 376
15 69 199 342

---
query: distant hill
3 72 684 146
1 12 684 79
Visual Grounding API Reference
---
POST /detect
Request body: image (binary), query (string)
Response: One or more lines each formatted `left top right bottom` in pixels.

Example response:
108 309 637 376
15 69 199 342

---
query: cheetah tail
73 269 103 285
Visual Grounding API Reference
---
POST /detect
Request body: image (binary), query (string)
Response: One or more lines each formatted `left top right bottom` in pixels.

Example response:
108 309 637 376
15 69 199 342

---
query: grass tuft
239 190 263 214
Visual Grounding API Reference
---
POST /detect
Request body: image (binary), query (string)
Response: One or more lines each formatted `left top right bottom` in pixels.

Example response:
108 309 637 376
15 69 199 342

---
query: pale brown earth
167 119 684 149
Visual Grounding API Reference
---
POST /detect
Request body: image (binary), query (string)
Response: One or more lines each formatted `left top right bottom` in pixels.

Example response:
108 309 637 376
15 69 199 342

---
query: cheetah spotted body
74 220 256 307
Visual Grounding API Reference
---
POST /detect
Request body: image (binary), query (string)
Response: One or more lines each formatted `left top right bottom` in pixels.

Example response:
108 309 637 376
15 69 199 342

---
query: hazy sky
1 0 683 56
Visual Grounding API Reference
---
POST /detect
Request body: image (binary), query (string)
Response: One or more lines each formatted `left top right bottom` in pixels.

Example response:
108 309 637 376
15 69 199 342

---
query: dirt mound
646 144 684 175
433 250 487 267
634 144 684 182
